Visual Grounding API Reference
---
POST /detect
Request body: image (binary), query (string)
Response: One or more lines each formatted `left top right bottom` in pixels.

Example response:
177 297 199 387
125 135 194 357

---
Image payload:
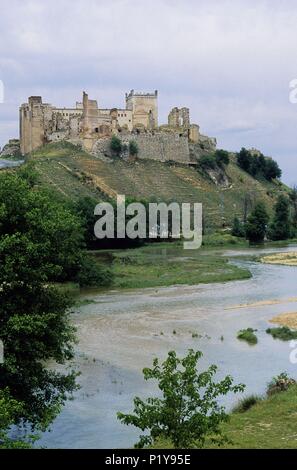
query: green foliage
236 148 281 181
269 194 291 241
0 388 38 448
245 201 269 243
129 140 139 156
215 149 230 166
231 217 245 238
266 372 296 396
232 395 262 413
16 163 38 187
117 349 245 449
199 154 216 170
75 256 113 287
71 196 99 249
237 328 258 345
289 185 297 233
110 135 122 156
0 172 85 283
266 326 297 341
0 172 87 428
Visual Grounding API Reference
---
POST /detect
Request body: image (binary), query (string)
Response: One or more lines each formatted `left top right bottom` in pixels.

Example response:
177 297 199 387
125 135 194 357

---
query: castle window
95 127 99 133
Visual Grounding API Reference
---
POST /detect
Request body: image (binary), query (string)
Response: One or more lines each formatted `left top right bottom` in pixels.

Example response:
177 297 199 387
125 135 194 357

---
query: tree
231 216 245 238
264 158 281 181
117 350 245 449
215 149 230 166
269 194 291 241
245 201 269 243
0 172 82 429
236 148 281 182
71 196 99 249
289 185 297 233
237 148 252 172
0 389 34 448
129 140 139 157
199 154 216 170
110 135 122 157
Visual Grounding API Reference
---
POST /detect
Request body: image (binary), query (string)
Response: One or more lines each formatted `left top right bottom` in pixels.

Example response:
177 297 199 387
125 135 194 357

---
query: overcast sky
0 0 297 183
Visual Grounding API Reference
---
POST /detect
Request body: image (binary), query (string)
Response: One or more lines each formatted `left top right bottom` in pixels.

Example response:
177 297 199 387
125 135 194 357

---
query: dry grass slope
30 142 288 228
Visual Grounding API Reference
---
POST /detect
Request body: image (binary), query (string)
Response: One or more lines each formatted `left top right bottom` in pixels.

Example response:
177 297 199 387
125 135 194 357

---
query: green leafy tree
245 201 269 243
0 389 34 448
269 194 291 241
237 148 252 172
231 216 245 238
129 140 139 157
110 135 122 156
71 196 99 249
264 158 281 180
215 149 229 166
199 154 216 170
289 185 297 234
0 172 82 429
236 148 281 181
117 350 245 448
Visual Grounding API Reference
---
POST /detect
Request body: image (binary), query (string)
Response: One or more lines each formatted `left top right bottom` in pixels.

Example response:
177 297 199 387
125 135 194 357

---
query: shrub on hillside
236 147 281 181
215 149 230 166
110 135 122 156
199 154 216 170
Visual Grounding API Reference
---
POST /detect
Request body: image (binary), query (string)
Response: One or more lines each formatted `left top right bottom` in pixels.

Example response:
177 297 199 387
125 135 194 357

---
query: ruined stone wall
168 107 190 128
91 132 190 163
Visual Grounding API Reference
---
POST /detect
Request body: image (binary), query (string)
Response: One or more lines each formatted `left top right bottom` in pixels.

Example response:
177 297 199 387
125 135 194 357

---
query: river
0 158 24 169
38 244 297 448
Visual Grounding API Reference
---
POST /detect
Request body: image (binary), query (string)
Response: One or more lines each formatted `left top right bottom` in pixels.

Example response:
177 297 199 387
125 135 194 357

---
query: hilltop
27 141 288 229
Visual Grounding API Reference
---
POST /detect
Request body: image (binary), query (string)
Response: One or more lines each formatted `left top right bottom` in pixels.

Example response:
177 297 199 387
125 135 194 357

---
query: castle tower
20 96 45 155
125 90 158 129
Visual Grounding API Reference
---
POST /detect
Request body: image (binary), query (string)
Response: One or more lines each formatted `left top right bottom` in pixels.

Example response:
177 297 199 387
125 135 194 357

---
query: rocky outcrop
0 139 22 159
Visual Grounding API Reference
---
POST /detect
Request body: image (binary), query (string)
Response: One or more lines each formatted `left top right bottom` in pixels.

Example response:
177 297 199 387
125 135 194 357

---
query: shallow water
39 245 297 448
0 158 24 169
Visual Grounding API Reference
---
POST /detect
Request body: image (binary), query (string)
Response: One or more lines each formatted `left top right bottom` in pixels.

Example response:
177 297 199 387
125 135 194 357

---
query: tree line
232 192 296 243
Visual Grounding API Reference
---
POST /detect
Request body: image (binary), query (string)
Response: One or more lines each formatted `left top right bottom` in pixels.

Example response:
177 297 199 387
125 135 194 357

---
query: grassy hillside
152 385 297 449
28 142 288 229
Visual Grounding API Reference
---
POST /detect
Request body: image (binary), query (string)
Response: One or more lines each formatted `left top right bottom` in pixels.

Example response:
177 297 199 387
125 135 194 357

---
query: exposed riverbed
38 245 297 448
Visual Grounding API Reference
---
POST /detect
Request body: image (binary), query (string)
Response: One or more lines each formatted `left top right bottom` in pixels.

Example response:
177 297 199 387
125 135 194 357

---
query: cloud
0 0 297 182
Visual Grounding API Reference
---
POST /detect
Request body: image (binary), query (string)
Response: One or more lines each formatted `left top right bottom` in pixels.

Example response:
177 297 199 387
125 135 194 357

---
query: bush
266 326 297 341
110 135 122 156
117 349 245 448
231 217 245 238
266 372 296 396
129 140 139 156
237 328 258 345
215 149 230 166
236 148 281 181
76 256 113 287
232 395 262 413
199 154 216 170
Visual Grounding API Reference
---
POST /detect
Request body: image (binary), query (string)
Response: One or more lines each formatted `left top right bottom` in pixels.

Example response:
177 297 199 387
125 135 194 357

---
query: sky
0 0 297 183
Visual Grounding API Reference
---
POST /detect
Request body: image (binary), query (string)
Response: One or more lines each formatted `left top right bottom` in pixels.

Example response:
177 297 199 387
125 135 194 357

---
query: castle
20 90 216 163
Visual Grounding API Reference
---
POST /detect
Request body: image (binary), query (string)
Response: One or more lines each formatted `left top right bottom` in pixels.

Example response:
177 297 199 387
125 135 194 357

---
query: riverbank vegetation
109 244 251 289
237 328 258 345
0 169 113 446
152 372 297 449
266 326 297 341
118 350 245 448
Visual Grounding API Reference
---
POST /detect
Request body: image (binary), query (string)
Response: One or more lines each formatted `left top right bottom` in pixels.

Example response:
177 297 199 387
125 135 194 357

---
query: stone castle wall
91 133 190 163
